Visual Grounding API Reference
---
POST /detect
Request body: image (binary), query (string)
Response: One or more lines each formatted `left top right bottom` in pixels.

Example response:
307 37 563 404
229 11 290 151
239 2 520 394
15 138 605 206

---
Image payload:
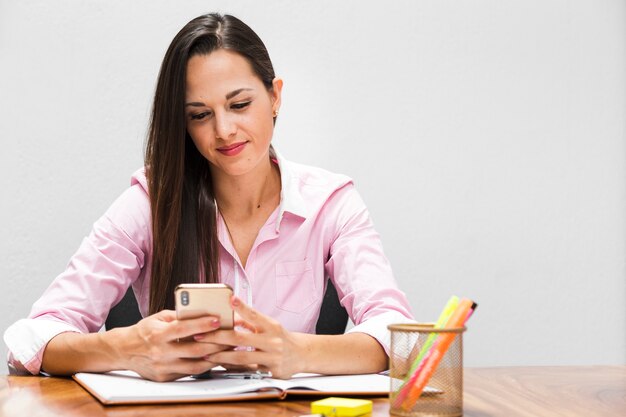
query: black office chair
105 280 349 335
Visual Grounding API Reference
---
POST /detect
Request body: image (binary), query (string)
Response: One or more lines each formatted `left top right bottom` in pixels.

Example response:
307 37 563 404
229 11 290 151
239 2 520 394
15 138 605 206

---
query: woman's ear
270 77 283 114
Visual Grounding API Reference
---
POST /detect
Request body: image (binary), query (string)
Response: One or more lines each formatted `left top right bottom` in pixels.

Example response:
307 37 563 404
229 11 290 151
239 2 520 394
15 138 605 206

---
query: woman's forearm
40 311 229 381
41 329 125 375
295 332 388 375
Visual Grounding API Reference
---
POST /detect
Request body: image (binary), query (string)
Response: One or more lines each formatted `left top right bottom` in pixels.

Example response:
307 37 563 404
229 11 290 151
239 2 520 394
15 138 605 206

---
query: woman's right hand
113 309 228 381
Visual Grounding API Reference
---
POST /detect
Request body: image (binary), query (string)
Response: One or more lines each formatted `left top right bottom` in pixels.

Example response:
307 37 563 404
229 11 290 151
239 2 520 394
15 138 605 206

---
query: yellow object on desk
311 397 373 416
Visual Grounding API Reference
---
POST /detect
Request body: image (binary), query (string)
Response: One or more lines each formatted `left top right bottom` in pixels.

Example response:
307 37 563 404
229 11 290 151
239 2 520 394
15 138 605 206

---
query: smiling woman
3 13 414 382
185 50 281 178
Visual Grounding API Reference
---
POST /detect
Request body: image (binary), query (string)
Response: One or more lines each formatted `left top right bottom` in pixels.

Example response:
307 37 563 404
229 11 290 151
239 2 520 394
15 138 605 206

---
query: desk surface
1 366 624 417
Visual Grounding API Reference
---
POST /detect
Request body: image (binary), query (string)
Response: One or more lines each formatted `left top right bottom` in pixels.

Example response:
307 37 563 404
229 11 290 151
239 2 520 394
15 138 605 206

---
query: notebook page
268 373 440 395
268 373 390 393
74 370 279 402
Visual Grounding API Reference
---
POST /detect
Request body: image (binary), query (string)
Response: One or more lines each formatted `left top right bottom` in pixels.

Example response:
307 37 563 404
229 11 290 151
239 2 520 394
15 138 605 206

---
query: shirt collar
271 146 308 232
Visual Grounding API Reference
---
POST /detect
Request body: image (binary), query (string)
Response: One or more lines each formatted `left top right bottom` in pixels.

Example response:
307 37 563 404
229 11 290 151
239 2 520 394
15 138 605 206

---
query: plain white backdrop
1 0 624 372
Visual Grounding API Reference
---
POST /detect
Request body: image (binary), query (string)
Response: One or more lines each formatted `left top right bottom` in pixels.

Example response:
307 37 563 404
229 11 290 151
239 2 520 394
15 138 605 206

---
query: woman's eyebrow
185 88 253 108
225 87 253 100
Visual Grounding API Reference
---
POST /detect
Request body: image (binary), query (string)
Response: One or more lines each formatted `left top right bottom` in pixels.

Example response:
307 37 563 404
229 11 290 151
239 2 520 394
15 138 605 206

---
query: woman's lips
217 141 247 156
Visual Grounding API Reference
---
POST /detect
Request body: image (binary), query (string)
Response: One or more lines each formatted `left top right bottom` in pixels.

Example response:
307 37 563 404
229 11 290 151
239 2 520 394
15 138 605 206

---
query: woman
4 13 413 382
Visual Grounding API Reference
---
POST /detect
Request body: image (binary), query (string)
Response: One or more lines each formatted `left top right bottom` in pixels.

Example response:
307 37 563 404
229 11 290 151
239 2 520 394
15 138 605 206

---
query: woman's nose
214 112 237 140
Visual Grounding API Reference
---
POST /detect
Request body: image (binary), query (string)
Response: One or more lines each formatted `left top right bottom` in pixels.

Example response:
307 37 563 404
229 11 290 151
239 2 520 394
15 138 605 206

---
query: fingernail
232 296 241 307
194 334 204 341
212 319 220 328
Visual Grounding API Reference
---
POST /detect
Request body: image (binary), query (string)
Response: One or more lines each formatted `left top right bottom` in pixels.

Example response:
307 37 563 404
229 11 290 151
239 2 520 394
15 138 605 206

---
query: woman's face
185 49 282 178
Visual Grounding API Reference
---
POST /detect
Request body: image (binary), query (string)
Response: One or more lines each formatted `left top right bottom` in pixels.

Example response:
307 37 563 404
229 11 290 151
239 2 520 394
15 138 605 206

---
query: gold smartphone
174 283 234 329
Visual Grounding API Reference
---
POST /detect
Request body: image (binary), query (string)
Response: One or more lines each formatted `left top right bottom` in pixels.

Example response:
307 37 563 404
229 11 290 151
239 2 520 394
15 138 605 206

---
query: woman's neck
212 157 281 218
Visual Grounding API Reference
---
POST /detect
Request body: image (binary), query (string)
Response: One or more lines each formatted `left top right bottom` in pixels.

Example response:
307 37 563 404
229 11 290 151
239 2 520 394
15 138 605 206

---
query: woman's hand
112 310 229 381
42 301 384 380
194 297 306 379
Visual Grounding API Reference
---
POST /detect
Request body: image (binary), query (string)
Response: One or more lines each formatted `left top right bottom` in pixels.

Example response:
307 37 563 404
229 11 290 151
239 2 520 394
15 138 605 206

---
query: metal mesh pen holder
388 323 465 417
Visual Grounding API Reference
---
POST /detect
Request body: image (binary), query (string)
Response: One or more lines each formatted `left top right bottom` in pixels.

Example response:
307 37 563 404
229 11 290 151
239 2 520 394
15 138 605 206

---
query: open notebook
74 370 430 405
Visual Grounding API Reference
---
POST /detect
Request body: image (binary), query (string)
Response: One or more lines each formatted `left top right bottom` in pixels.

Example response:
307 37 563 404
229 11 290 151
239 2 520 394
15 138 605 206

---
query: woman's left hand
194 296 305 379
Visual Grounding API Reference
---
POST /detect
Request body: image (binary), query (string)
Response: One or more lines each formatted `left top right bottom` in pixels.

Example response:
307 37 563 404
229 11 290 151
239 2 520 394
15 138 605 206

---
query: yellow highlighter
311 397 373 416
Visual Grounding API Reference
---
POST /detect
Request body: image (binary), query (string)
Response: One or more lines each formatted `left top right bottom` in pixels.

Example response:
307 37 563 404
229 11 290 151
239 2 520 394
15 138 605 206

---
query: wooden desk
0 366 624 416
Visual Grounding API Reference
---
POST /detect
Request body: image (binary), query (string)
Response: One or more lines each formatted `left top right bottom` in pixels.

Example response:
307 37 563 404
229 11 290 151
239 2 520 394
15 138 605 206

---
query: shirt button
242 282 248 289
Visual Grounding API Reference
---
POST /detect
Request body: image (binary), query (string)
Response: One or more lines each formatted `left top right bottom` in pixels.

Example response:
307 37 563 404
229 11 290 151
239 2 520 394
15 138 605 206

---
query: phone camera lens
181 291 189 306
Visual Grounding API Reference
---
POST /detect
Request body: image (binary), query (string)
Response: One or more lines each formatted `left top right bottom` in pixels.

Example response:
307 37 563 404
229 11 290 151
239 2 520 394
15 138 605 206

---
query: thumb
153 309 177 322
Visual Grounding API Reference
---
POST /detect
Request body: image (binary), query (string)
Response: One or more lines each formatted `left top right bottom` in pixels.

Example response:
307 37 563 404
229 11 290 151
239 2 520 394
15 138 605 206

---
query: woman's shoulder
129 167 149 192
281 159 353 191
278 158 364 221
107 167 150 211
101 167 152 238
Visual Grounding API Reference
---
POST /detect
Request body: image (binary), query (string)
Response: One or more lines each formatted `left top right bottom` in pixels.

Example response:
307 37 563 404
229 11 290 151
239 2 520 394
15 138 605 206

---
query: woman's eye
190 112 211 120
231 101 251 110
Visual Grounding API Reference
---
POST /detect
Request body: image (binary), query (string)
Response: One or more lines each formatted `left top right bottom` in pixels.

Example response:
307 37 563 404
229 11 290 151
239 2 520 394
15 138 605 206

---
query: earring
273 109 279 117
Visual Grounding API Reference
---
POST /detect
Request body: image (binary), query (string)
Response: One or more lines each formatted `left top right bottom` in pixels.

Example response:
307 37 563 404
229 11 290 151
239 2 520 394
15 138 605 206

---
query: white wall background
1 0 624 372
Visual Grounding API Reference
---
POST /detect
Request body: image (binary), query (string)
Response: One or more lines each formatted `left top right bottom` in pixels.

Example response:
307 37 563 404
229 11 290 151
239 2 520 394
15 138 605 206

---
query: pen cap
388 323 466 417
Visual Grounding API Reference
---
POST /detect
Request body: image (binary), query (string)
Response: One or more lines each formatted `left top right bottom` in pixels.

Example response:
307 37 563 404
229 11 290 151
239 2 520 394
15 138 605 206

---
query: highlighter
408 295 459 377
392 295 459 407
401 298 475 410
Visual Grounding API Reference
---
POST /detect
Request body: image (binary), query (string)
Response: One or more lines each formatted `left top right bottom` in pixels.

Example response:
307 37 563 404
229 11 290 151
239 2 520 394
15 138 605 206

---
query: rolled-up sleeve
324 184 415 355
3 178 151 375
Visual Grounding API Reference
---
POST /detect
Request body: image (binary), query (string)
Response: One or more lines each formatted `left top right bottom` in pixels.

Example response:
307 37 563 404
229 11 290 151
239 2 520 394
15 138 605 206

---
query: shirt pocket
274 260 319 313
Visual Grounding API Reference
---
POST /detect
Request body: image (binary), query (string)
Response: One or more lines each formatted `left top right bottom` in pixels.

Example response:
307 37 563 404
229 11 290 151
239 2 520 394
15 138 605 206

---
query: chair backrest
105 280 349 335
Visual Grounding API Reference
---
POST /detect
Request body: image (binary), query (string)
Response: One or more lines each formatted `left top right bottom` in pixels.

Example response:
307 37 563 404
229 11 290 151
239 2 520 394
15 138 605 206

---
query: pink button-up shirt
4 150 414 375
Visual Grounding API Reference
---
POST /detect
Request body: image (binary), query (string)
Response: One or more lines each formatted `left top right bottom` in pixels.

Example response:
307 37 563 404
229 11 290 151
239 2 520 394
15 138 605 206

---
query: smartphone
174 283 234 329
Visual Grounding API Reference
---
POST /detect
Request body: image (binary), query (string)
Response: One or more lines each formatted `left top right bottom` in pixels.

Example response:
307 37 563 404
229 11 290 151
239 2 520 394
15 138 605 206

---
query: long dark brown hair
145 13 276 314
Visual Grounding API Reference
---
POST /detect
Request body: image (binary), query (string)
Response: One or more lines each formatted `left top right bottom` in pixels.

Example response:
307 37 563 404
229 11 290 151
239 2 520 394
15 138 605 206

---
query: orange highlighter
401 298 475 411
